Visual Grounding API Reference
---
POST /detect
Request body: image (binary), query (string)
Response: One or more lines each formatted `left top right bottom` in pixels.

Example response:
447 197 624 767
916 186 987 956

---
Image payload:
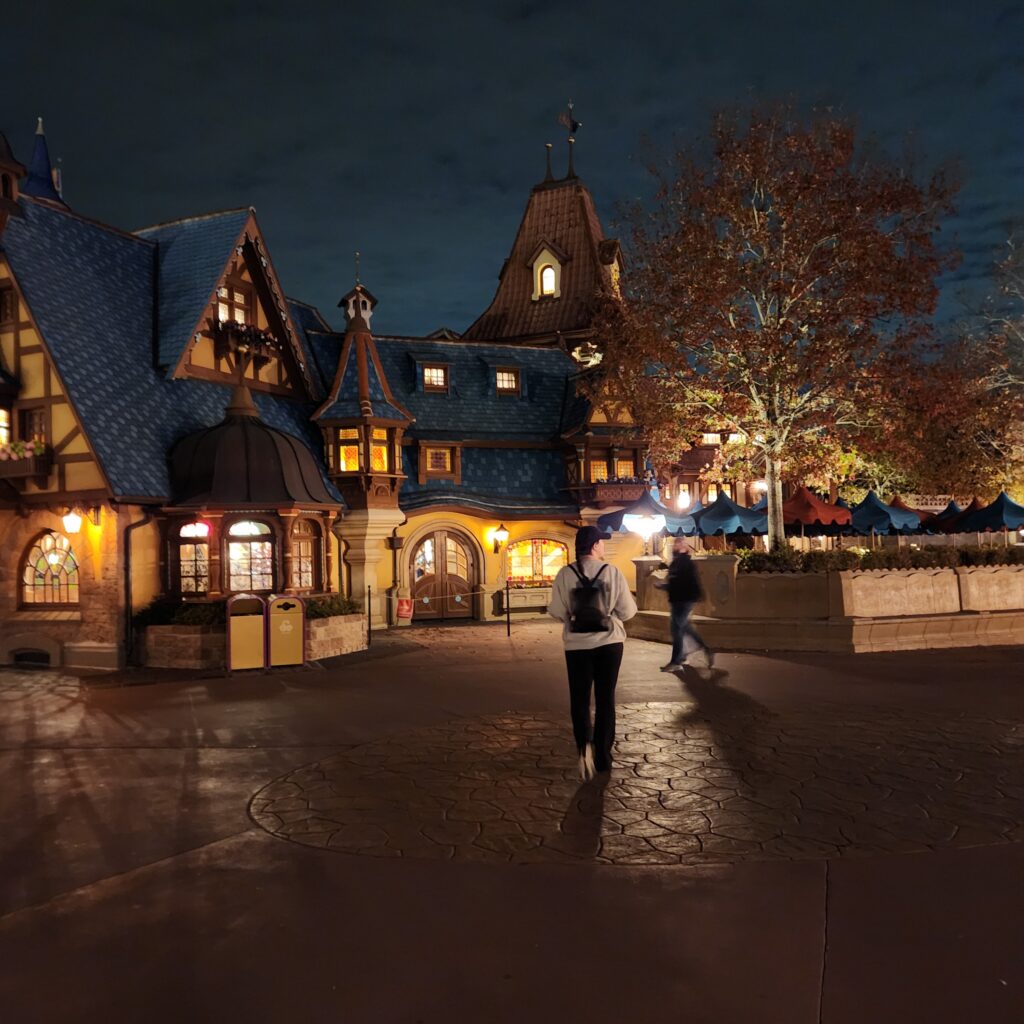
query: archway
409 529 477 621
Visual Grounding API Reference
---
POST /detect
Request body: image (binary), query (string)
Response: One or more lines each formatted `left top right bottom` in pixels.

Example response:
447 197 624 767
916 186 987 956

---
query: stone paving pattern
251 692 1024 866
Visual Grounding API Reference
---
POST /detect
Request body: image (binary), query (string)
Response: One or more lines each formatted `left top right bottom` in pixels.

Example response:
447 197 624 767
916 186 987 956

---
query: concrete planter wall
305 613 368 661
632 557 1024 653
143 613 368 670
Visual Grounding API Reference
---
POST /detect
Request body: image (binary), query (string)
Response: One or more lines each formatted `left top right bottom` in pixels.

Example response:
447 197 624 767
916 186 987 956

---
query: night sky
2 1 1020 336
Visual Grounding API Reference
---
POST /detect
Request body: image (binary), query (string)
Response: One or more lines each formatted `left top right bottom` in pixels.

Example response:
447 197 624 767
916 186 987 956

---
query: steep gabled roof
463 174 617 343
135 207 251 370
2 196 340 503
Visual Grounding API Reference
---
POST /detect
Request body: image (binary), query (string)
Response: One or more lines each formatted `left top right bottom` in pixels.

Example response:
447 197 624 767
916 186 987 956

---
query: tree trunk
765 457 786 551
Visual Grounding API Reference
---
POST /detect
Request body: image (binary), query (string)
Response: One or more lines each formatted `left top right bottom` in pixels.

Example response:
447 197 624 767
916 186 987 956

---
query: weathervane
558 99 581 140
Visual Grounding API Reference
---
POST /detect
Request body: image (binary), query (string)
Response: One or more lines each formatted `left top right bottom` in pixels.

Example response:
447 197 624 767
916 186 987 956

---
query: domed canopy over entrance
169 385 340 510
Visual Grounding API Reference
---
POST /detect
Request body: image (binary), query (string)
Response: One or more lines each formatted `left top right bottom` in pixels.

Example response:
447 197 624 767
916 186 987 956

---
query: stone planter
305 613 368 661
143 624 226 670
956 564 1024 612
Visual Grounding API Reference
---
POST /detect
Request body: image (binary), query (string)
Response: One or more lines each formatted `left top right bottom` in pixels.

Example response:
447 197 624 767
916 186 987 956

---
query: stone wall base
306 614 368 661
628 609 1024 654
143 626 226 671
64 642 123 671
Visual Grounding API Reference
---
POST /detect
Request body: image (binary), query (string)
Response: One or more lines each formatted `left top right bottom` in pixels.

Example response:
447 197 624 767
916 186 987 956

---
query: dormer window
530 243 565 301
539 265 556 296
496 368 520 395
217 283 252 325
423 365 448 392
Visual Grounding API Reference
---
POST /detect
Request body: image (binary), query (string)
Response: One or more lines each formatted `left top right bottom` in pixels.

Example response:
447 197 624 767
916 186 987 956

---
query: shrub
134 598 227 629
305 594 363 619
734 543 1024 573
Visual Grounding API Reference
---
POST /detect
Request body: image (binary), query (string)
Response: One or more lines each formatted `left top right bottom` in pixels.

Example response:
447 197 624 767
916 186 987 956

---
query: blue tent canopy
751 494 768 512
958 492 1024 532
595 490 699 537
693 492 768 536
849 491 922 535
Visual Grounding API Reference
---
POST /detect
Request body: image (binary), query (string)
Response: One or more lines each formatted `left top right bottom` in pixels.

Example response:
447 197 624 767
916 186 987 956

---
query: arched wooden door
411 531 475 621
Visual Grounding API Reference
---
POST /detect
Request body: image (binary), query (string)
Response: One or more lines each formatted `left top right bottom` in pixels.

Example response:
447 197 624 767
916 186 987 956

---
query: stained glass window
22 531 79 606
425 447 452 473
371 428 390 472
506 538 568 585
337 428 360 472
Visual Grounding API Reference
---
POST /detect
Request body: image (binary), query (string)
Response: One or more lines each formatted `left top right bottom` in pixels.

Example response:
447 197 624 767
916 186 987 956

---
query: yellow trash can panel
228 595 267 671
269 596 305 667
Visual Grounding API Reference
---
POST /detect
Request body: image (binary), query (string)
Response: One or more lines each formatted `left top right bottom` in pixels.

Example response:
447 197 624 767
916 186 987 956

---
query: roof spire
354 250 361 286
566 137 576 179
544 143 554 182
23 116 67 207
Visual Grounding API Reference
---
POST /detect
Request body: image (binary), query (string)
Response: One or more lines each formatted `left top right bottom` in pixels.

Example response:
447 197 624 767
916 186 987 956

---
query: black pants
565 642 624 771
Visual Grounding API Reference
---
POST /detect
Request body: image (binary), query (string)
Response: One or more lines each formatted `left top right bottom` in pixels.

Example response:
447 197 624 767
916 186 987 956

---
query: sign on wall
905 494 954 513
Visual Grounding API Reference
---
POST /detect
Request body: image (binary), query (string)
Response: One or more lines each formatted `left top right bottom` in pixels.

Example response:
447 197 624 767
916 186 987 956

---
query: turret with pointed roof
22 118 66 208
313 282 413 509
463 140 621 348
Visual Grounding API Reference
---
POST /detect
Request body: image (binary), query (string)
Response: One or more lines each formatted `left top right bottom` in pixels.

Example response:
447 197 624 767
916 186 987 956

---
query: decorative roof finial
566 137 576 179
36 116 45 135
544 143 553 182
354 250 361 286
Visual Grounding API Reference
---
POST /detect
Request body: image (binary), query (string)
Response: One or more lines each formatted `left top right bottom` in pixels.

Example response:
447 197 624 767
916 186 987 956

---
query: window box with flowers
0 439 52 479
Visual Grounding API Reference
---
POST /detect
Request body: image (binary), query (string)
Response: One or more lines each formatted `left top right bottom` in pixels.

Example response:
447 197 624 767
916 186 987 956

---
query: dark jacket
666 551 703 604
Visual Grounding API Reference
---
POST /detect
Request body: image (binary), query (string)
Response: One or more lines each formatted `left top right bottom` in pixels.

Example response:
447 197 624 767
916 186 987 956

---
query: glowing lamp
180 521 210 538
493 523 509 554
621 513 666 543
752 480 769 494
62 510 82 534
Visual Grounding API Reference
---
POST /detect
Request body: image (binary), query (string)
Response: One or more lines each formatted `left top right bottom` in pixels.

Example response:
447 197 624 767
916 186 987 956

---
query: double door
411 531 474 620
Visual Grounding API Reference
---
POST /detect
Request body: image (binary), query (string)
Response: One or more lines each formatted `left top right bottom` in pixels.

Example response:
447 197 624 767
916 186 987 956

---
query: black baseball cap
575 525 609 557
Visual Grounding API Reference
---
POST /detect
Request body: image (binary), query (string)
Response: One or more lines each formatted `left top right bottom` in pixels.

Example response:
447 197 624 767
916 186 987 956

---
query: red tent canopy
888 494 929 523
933 496 984 533
782 486 852 527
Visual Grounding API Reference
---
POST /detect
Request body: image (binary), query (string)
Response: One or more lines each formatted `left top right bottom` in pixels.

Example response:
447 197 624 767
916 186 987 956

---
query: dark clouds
2 1 1020 334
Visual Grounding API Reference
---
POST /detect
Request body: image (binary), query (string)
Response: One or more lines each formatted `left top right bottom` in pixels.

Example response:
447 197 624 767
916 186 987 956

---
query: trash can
268 595 305 667
227 594 267 671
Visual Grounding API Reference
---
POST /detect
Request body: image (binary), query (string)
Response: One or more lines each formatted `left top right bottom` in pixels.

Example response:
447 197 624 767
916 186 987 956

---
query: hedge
736 546 1024 574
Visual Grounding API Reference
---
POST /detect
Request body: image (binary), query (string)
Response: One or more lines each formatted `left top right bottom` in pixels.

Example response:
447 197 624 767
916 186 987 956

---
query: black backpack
567 562 610 633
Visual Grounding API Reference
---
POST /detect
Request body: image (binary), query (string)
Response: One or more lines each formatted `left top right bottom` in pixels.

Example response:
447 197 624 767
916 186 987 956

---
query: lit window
228 521 273 592
707 484 718 503
676 485 691 509
615 458 634 479
702 432 721 446
496 369 520 394
179 522 210 539
371 428 390 472
337 428 360 472
20 407 47 443
0 408 9 446
177 522 210 594
291 519 319 590
727 433 743 444
721 483 733 499
425 447 452 473
589 460 609 483
22 531 79 606
414 537 435 578
539 265 556 296
217 283 252 325
507 538 568 584
423 365 448 391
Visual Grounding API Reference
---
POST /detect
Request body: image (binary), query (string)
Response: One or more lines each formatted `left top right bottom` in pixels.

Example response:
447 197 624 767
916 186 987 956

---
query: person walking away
658 537 715 672
547 526 637 780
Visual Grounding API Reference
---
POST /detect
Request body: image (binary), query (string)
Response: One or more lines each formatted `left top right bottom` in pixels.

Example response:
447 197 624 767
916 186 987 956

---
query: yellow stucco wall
129 517 162 612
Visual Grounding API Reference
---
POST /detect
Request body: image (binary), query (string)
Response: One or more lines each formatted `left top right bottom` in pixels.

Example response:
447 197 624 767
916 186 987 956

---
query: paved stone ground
251 690 1024 865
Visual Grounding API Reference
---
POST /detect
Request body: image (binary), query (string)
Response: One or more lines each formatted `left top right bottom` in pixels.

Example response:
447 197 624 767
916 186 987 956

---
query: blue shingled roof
315 334 411 423
135 208 251 371
400 446 577 516
375 337 578 441
2 197 341 504
287 299 332 393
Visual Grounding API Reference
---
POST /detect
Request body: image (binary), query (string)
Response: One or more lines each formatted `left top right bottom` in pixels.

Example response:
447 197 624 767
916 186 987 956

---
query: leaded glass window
506 538 568 585
22 531 79 606
291 519 319 590
227 520 274 592
370 428 390 472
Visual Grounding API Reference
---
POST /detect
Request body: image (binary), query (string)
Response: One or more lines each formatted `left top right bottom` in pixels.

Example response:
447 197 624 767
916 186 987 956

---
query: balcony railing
0 446 52 479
